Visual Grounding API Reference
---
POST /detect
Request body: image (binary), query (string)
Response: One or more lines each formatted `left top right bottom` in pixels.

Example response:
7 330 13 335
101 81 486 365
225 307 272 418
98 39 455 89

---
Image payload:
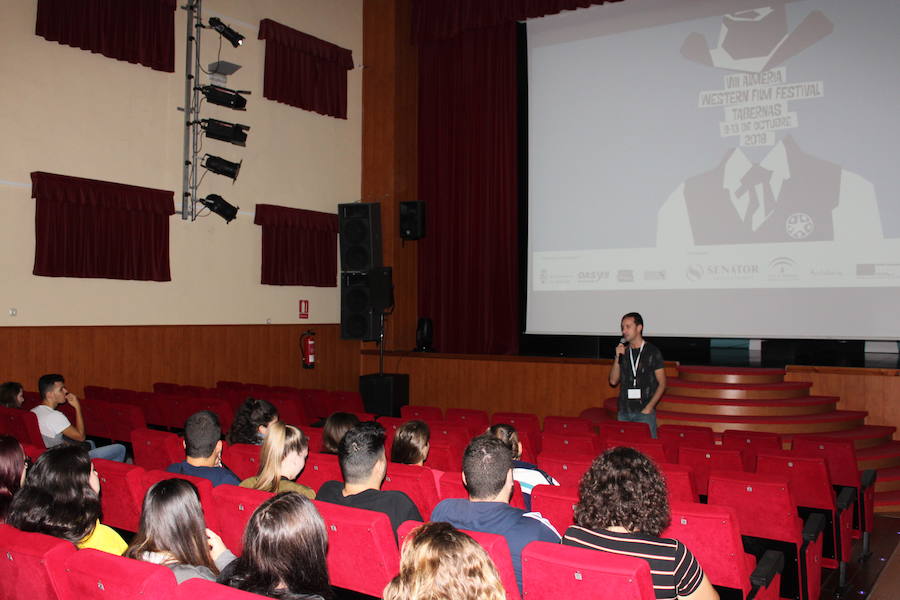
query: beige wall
0 0 362 326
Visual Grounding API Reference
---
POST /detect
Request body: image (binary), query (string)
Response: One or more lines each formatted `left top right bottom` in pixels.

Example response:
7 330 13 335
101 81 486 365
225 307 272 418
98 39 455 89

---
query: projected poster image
529 1 900 295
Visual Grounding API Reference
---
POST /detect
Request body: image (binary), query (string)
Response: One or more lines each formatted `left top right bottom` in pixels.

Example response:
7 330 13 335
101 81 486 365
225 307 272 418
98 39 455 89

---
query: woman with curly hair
6 444 127 554
383 521 506 600
126 478 236 582
218 492 333 599
0 435 27 521
320 412 359 455
228 397 278 445
563 447 718 600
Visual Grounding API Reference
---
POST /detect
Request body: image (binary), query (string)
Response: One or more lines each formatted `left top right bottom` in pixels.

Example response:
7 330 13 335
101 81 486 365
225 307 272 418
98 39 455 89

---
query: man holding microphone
608 312 666 438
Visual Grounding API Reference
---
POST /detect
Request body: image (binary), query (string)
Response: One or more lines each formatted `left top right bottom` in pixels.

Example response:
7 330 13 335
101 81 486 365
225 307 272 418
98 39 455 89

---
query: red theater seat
677 446 745 496
384 462 441 518
314 500 400 596
657 462 699 503
537 452 593 488
0 524 75 600
132 470 219 531
723 429 783 470
658 424 715 462
222 443 262 481
296 451 342 492
211 484 273 553
0 406 44 448
542 416 592 435
131 428 184 472
53 549 177 600
531 484 579 534
522 541 655 600
329 391 364 414
600 421 653 443
175 578 270 599
93 459 144 531
541 431 600 456
401 405 443 421
445 408 490 436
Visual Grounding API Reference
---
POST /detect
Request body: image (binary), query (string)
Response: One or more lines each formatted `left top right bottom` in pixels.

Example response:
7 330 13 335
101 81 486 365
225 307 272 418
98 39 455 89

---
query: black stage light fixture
208 17 244 48
202 154 242 181
201 118 249 146
199 194 239 223
200 84 247 110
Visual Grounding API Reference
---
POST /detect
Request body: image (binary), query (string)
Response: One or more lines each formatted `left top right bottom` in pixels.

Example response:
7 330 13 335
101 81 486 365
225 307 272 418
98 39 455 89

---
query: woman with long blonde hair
240 421 314 498
383 522 506 600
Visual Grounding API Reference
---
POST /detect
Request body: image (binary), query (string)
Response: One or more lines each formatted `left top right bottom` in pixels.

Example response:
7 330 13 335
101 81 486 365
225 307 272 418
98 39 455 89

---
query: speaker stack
339 203 392 341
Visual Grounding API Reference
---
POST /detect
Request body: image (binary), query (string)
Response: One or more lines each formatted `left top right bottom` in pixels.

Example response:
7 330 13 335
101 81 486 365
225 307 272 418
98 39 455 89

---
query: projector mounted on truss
180 1 248 223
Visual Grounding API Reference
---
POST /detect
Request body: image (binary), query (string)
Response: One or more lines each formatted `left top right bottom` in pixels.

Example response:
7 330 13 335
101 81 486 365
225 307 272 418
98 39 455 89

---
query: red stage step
875 466 900 493
658 394 838 417
858 441 900 471
666 378 812 400
678 365 786 385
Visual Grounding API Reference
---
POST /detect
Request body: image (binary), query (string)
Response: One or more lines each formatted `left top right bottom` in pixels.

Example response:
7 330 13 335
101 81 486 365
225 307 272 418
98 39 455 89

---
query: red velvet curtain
257 19 354 119
31 172 175 281
417 24 520 355
35 0 177 72
254 204 338 287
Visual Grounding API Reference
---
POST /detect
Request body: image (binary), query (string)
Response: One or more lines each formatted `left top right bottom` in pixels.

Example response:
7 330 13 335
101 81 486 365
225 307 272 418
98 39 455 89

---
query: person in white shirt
31 374 126 462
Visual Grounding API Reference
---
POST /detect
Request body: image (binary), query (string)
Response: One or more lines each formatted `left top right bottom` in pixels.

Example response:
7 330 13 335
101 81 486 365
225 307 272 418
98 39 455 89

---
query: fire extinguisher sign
298 300 309 319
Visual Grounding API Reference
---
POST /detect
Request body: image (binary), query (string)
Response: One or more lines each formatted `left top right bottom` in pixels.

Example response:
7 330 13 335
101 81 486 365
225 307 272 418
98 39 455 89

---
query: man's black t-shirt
315 481 422 534
615 341 664 413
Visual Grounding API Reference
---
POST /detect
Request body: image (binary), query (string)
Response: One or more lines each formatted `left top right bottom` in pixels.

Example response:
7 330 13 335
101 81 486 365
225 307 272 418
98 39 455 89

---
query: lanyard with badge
627 344 644 400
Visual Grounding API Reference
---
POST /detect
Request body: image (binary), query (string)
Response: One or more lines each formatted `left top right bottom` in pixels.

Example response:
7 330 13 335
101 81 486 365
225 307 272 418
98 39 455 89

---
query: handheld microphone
619 336 629 347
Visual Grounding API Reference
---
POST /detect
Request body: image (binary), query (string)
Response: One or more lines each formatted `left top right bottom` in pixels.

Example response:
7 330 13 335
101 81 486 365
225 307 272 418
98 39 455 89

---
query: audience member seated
563 447 718 600
218 492 333 599
30 373 127 462
240 421 314 498
228 397 278 445
0 381 25 408
126 478 236 582
0 435 27 521
391 420 430 466
316 422 422 534
7 444 127 554
430 435 560 590
383 521 506 600
321 412 360 455
489 423 558 510
168 411 240 487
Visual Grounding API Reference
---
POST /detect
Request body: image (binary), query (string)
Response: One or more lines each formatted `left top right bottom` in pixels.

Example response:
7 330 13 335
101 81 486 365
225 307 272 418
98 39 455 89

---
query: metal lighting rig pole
181 0 202 220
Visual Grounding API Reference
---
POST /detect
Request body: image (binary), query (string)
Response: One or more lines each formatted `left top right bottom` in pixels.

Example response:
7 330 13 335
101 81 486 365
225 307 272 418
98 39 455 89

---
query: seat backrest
131 428 184 471
216 380 246 390
756 452 835 511
677 447 745 496
663 501 749 593
723 429 782 454
21 442 44 460
83 385 111 400
0 405 45 448
599 421 653 442
602 439 667 464
133 470 219 531
264 395 310 428
531 484 579 534
296 452 342 492
313 500 400 597
302 426 325 456
542 416 592 435
657 463 699 503
522 541 656 600
93 458 144 531
147 392 186 429
104 401 147 443
791 436 860 488
175 578 271 599
211 484 273 553
221 443 262 481
384 463 440 518
424 438 461 472
402 405 444 421
427 421 472 464
536 452 593 488
297 389 330 422
541 432 599 456
81 398 113 439
153 382 180 394
54 549 177 600
444 408 490 435
707 471 801 543
323 391 363 415
0 524 75 600
658 425 715 461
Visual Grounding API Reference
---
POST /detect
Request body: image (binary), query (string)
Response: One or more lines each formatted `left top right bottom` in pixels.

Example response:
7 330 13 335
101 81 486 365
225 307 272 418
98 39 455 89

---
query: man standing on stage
609 312 666 438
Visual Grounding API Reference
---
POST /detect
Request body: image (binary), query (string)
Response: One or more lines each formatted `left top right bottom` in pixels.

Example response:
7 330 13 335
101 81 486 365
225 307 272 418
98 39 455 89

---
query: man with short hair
609 312 666 438
315 421 421 534
167 410 240 487
430 435 560 591
31 373 126 462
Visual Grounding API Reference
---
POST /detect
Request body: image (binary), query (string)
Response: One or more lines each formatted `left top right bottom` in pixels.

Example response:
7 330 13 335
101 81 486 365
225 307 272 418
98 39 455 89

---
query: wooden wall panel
0 324 361 395
786 366 900 439
360 351 680 421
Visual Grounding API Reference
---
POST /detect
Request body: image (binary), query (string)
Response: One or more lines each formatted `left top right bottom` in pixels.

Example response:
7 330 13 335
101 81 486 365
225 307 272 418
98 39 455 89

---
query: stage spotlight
200 84 247 110
208 17 244 48
202 154 241 181
201 118 249 146
199 194 239 223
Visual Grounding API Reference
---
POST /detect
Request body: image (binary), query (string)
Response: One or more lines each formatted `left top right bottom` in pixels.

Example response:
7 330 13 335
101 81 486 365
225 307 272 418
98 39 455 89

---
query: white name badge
627 388 642 399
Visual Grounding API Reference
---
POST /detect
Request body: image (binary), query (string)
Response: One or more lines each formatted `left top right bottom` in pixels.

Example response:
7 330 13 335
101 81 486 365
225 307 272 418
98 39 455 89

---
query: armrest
750 550 785 588
836 486 856 512
860 469 877 490
802 512 826 542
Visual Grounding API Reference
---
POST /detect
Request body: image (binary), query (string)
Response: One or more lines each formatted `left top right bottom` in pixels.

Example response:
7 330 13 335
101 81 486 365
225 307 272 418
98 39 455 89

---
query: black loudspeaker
339 203 382 272
399 201 425 240
414 317 435 352
359 373 410 417
340 268 394 340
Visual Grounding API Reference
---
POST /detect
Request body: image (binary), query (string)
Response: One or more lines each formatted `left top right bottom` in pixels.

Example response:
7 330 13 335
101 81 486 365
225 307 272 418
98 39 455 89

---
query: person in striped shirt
563 447 719 600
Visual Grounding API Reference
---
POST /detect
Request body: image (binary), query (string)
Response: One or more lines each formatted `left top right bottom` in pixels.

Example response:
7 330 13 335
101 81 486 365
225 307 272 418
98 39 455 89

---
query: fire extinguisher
300 330 316 369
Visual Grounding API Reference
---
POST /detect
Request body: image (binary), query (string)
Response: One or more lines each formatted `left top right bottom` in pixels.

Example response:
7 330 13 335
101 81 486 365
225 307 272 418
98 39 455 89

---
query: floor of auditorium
833 515 899 600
